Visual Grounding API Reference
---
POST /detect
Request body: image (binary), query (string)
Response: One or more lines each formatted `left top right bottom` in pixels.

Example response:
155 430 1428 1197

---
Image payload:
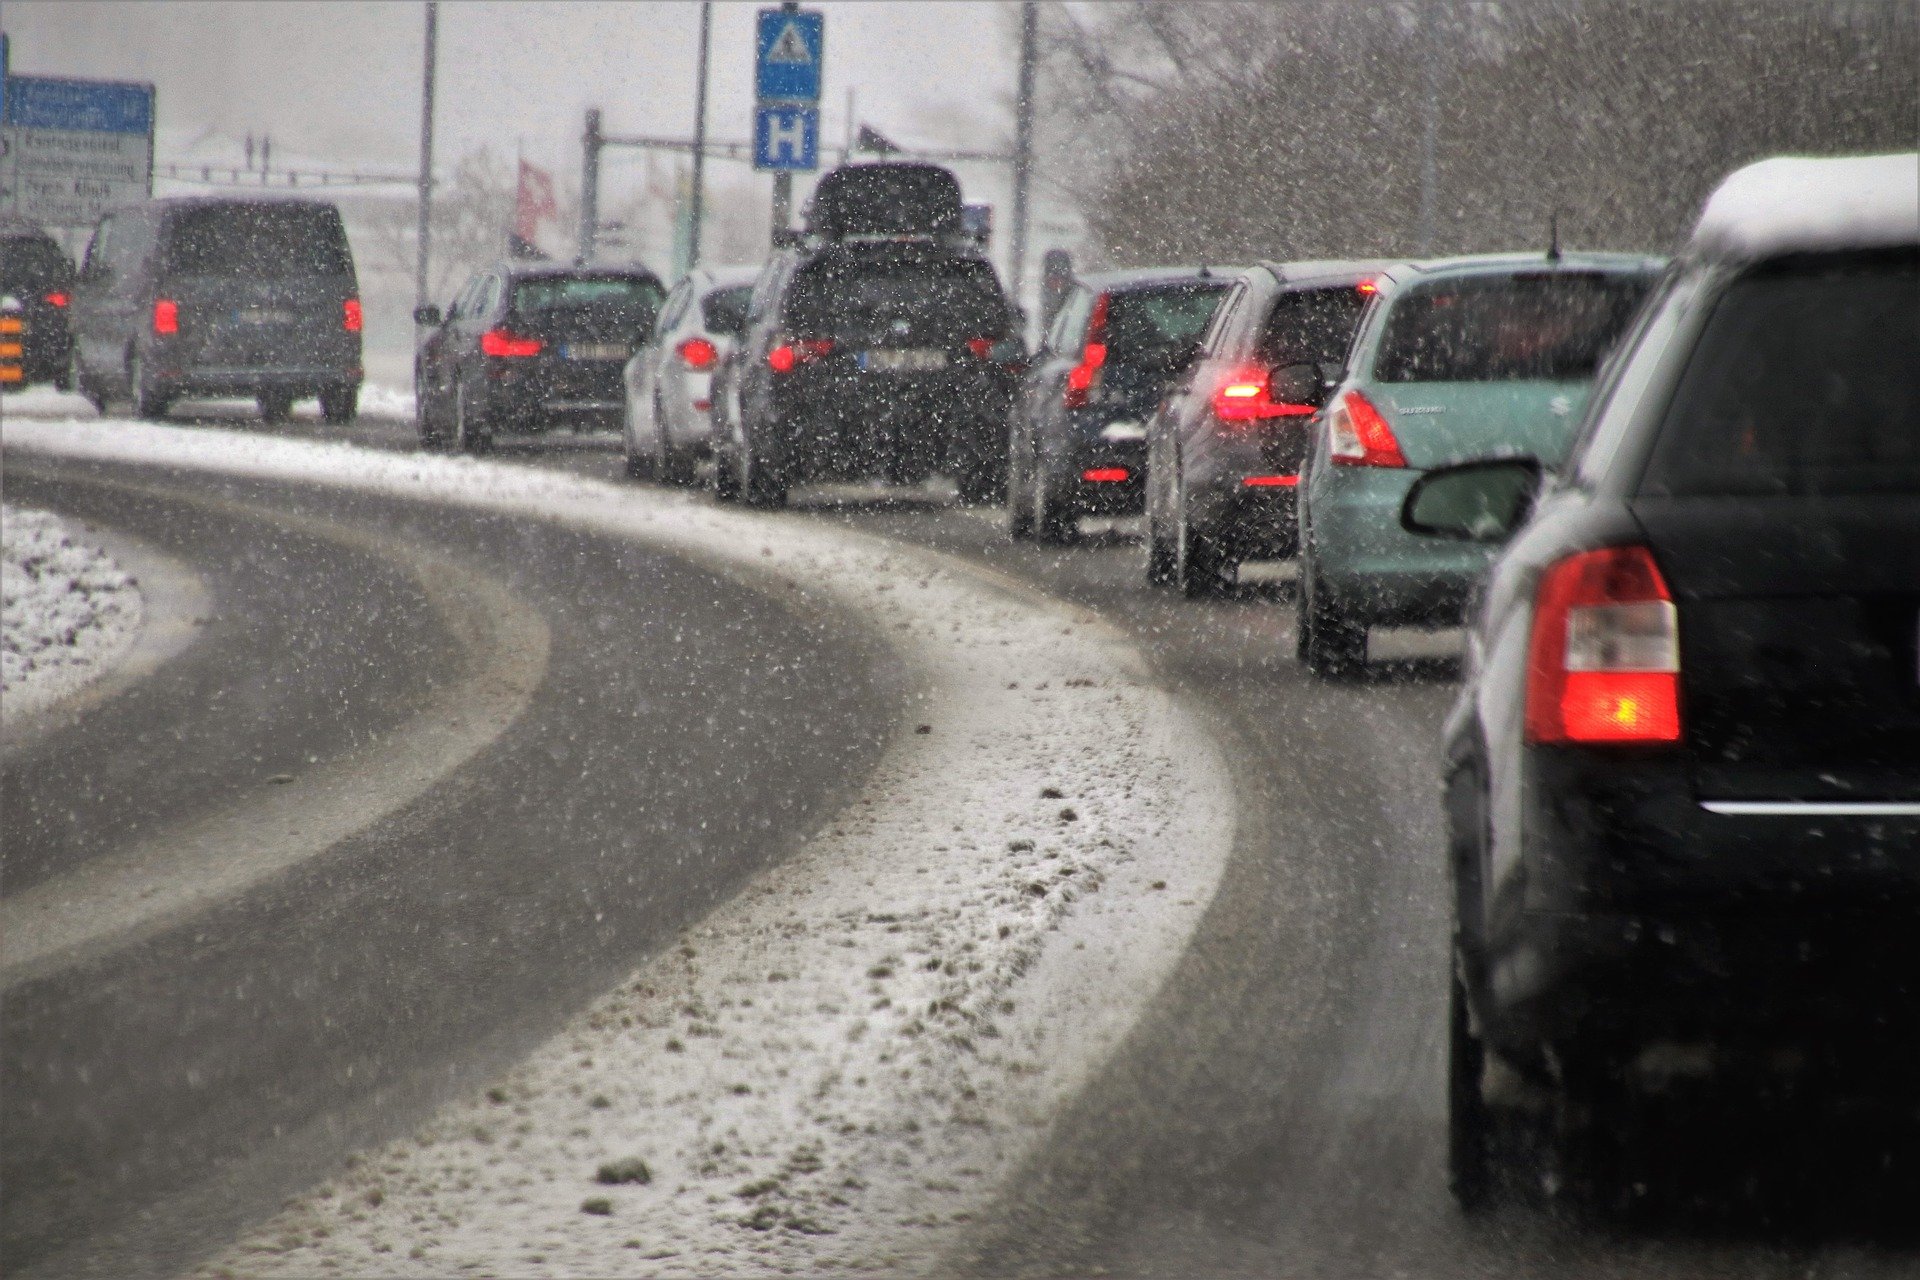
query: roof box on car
804 162 964 241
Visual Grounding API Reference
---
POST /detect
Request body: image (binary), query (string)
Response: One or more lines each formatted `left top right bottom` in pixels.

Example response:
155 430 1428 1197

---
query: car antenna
1197 263 1211 279
1546 208 1565 263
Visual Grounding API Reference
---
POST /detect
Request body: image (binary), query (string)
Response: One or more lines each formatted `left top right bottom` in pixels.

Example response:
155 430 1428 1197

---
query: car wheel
954 453 1001 508
1298 549 1367 676
655 395 694 486
128 353 171 421
1448 959 1496 1213
75 351 107 414
320 385 358 425
455 382 492 454
416 380 445 449
1006 425 1035 539
1173 462 1227 597
740 432 787 509
711 437 742 503
257 389 295 424
1032 458 1077 545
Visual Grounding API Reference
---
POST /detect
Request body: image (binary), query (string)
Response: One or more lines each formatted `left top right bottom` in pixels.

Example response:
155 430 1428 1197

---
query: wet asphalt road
8 405 1917 1278
1 451 901 1278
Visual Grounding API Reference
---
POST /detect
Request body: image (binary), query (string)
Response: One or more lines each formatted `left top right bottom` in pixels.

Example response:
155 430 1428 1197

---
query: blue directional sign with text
755 9 823 102
753 103 819 172
3 75 154 134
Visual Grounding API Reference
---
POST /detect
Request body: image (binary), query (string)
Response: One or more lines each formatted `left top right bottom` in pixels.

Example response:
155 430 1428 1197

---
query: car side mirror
1269 363 1326 408
413 305 442 327
1401 457 1545 543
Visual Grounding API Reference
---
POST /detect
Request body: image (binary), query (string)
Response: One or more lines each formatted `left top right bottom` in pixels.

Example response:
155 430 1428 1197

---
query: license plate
236 308 295 326
860 348 946 373
566 343 628 361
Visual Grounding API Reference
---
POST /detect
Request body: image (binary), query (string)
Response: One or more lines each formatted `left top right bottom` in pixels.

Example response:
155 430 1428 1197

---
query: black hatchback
1407 153 1920 1209
413 264 665 451
0 220 76 391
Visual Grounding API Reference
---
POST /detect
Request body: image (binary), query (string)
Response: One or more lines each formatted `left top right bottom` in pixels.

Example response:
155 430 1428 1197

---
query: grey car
622 265 759 485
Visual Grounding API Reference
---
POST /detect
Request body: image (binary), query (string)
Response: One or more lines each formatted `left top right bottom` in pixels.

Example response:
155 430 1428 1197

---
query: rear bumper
760 367 1013 479
1058 437 1147 514
161 366 361 397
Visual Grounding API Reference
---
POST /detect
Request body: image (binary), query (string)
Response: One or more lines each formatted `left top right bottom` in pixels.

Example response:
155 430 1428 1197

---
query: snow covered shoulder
2 504 144 725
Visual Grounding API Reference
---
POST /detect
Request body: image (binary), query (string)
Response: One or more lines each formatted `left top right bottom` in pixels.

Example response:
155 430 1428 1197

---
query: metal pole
1416 4 1440 254
772 171 792 237
579 108 603 262
689 2 713 267
1009 0 1037 301
414 1 438 318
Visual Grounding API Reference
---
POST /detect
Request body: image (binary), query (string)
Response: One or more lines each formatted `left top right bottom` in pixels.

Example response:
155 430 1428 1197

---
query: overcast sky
6 2 1024 198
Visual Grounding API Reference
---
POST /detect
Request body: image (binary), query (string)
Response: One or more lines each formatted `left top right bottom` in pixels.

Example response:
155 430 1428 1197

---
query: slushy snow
1 504 143 720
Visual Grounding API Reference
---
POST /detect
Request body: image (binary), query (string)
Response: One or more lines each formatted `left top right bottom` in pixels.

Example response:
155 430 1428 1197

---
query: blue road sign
3 74 154 134
753 104 819 172
755 9 824 102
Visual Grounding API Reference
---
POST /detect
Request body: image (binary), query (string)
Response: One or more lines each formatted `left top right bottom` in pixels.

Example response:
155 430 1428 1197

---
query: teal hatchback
1295 253 1662 675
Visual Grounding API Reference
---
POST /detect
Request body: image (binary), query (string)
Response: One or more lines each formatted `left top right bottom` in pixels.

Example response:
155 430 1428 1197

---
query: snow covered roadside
1 504 144 723
5 418 1235 1277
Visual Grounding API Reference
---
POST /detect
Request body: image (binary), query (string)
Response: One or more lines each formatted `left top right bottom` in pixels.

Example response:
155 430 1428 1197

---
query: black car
1403 153 1920 1208
0 220 76 391
1007 267 1233 544
713 162 1020 508
413 263 665 451
70 196 363 422
1141 260 1381 592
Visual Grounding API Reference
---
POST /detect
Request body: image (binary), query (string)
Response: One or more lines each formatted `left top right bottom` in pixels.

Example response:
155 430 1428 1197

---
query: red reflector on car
153 299 179 335
769 338 832 372
342 298 363 332
1082 467 1130 483
967 337 996 360
44 291 69 308
1241 474 1298 487
481 328 542 357
693 398 712 411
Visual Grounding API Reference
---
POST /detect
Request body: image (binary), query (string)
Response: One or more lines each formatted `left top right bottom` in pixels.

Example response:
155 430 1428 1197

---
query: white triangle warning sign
767 20 813 64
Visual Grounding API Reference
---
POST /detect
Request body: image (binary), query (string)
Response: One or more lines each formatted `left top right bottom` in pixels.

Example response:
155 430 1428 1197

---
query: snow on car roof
1692 152 1919 262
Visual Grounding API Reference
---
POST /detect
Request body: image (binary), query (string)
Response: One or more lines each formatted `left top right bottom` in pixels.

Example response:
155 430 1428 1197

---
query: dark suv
0 221 76 391
1406 153 1920 1208
1142 261 1381 591
1008 268 1232 544
70 196 363 422
413 263 665 451
713 163 1019 508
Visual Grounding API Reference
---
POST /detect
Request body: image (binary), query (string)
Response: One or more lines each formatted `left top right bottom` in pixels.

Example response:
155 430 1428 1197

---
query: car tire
75 352 107 414
954 454 1001 508
740 434 787 509
1448 960 1496 1213
320 385 358 425
1298 550 1367 676
1006 427 1035 539
128 353 171 421
1173 462 1228 597
655 396 697 486
711 440 742 503
416 379 445 449
1032 461 1077 545
455 382 492 454
258 389 295 424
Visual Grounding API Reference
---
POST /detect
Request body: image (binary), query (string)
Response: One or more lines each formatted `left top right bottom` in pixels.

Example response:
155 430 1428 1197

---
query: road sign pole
689 1 713 266
580 108 603 262
415 1 438 319
772 171 792 236
1010 0 1037 303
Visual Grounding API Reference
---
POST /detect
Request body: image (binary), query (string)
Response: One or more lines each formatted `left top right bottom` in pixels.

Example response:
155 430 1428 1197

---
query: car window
1566 268 1696 490
654 282 692 334
782 256 1006 341
514 275 665 320
82 217 119 280
1254 286 1368 367
1373 270 1651 383
2 236 74 291
1047 285 1092 354
1638 251 1919 498
1198 280 1248 354
1103 284 1229 362
162 203 353 277
701 284 753 337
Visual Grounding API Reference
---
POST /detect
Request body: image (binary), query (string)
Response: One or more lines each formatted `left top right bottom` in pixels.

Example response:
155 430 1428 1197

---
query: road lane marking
0 479 550 990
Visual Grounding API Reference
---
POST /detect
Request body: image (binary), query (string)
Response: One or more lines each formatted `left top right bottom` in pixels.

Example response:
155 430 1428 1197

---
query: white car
622 265 760 485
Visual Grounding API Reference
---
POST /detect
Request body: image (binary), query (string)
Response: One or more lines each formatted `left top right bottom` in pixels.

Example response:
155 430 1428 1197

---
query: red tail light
1326 388 1406 468
1063 292 1110 409
1357 278 1379 296
1211 367 1318 423
44 291 69 308
342 298 363 332
967 337 996 360
768 338 833 373
480 328 542 357
677 336 718 370
1524 546 1681 745
1081 467 1130 483
1241 474 1299 487
153 299 179 336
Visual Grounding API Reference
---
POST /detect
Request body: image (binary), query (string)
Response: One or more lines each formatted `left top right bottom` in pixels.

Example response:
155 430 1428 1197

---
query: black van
71 196 363 423
714 163 1020 508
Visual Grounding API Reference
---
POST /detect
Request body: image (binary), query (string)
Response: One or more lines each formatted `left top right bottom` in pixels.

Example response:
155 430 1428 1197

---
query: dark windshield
1375 271 1650 383
1640 252 1919 498
514 276 664 318
2 235 73 291
163 204 353 277
1255 285 1369 366
1104 284 1228 362
783 256 1006 341
701 284 753 337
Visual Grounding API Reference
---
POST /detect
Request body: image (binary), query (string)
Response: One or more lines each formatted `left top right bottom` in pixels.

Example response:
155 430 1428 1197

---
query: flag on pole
512 158 559 259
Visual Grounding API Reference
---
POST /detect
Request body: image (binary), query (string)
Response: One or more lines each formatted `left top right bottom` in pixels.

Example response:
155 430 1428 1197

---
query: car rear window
162 204 353 277
2 235 73 291
1255 285 1368 366
1374 270 1649 383
1639 252 1919 498
701 284 752 337
783 257 1006 340
1104 284 1228 362
514 275 665 318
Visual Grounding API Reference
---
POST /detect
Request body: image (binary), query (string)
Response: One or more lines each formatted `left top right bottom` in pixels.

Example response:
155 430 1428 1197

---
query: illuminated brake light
44 291 69 308
768 338 833 372
1082 467 1130 483
480 328 542 357
1525 546 1681 745
153 299 179 335
677 336 718 369
1212 368 1317 423
1241 474 1298 487
342 298 363 332
1326 388 1406 467
1357 278 1379 295
1063 291 1110 409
